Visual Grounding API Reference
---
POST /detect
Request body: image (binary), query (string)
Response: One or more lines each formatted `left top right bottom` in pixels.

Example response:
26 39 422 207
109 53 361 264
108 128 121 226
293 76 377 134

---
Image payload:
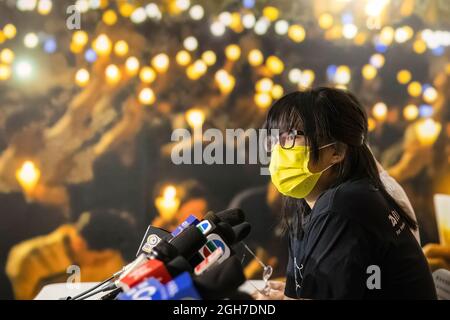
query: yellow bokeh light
372 102 388 121
72 30 88 47
380 26 394 46
93 34 112 56
138 88 156 105
103 9 118 25
368 117 376 132
362 64 377 80
151 53 170 73
201 50 216 66
288 25 306 43
413 39 427 54
407 81 422 97
114 40 129 57
403 104 419 121
271 84 284 99
139 66 156 84
254 92 273 109
225 44 241 61
255 78 273 92
176 50 191 66
0 64 11 80
0 48 14 64
125 56 140 76
75 68 90 87
186 108 206 128
263 6 279 22
105 64 121 85
266 56 284 75
119 3 135 17
37 0 53 15
415 118 442 146
248 49 264 67
397 70 412 84
16 161 40 193
335 65 351 85
3 24 17 39
215 69 235 94
318 13 333 30
423 87 438 104
155 185 180 222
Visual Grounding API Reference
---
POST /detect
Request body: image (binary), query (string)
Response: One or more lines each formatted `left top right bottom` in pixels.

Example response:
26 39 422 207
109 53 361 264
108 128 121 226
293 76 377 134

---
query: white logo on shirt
294 257 304 293
388 209 401 227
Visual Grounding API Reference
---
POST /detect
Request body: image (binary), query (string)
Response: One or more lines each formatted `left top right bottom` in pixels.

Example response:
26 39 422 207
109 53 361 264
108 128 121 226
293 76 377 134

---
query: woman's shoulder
315 178 389 224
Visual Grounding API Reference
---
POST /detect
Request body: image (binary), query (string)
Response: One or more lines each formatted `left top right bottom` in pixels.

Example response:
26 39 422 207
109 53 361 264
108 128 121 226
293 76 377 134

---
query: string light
37 0 53 15
14 60 33 79
189 5 204 20
105 64 121 85
372 102 388 121
183 36 198 51
103 9 118 25
24 33 39 48
254 92 272 109
93 34 112 56
362 64 377 80
248 49 263 67
3 24 17 39
318 13 334 30
255 78 273 92
271 84 284 99
0 64 11 80
415 118 442 146
334 65 351 85
288 25 306 43
125 56 140 76
274 20 289 35
0 49 14 64
186 108 205 128
72 31 88 47
138 88 156 105
263 6 279 22
176 50 191 66
289 68 302 84
397 70 412 84
151 53 170 73
407 81 422 97
114 40 129 57
403 104 419 121
423 87 438 104
369 53 385 68
139 66 156 83
266 56 284 75
75 68 90 87
201 51 216 66
225 44 241 61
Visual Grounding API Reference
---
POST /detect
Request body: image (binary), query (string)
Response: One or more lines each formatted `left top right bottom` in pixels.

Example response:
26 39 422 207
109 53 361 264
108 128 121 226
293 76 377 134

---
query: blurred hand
251 280 286 300
423 243 450 272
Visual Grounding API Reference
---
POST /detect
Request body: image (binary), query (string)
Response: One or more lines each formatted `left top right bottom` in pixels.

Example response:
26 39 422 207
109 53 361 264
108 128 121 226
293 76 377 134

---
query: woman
259 88 436 300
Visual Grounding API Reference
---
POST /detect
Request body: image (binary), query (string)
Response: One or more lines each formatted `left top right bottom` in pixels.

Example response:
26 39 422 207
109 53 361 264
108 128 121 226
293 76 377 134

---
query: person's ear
330 143 346 164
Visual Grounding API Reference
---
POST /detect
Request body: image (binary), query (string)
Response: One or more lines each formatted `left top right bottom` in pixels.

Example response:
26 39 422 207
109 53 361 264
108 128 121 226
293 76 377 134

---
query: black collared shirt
284 178 437 300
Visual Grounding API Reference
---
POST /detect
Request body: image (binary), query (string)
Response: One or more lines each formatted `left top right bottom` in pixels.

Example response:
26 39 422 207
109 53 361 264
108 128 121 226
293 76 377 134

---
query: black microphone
193 255 246 299
168 224 208 260
204 208 246 227
232 222 252 243
136 225 172 257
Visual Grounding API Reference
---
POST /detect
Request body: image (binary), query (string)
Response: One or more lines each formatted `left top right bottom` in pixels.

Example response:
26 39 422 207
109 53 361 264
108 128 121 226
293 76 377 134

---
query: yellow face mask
269 143 335 199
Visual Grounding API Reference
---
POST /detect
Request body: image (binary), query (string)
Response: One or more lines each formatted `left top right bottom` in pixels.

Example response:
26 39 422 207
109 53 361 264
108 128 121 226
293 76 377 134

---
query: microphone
117 272 201 300
117 255 193 292
193 255 246 299
194 247 223 275
136 226 172 257
196 220 235 264
232 222 252 243
215 208 246 226
171 214 200 237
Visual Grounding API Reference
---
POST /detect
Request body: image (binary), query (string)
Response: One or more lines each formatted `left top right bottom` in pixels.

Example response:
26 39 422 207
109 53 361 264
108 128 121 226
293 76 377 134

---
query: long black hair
264 87 417 237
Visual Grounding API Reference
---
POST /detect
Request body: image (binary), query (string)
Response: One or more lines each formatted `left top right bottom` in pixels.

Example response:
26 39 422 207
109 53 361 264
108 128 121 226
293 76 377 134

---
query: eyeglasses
266 129 304 152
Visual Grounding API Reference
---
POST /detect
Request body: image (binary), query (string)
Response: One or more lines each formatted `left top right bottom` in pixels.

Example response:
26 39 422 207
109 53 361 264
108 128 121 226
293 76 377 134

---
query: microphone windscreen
232 222 252 242
150 239 179 262
217 222 236 244
215 208 245 226
166 256 194 275
193 255 246 299
169 225 207 260
203 211 220 224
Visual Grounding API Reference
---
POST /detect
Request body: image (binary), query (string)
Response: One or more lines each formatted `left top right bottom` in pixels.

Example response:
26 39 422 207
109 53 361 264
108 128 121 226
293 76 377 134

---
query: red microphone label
119 259 172 291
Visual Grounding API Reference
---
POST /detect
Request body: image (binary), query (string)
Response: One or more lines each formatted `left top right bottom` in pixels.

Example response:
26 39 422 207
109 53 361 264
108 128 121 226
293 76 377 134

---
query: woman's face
278 129 338 174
